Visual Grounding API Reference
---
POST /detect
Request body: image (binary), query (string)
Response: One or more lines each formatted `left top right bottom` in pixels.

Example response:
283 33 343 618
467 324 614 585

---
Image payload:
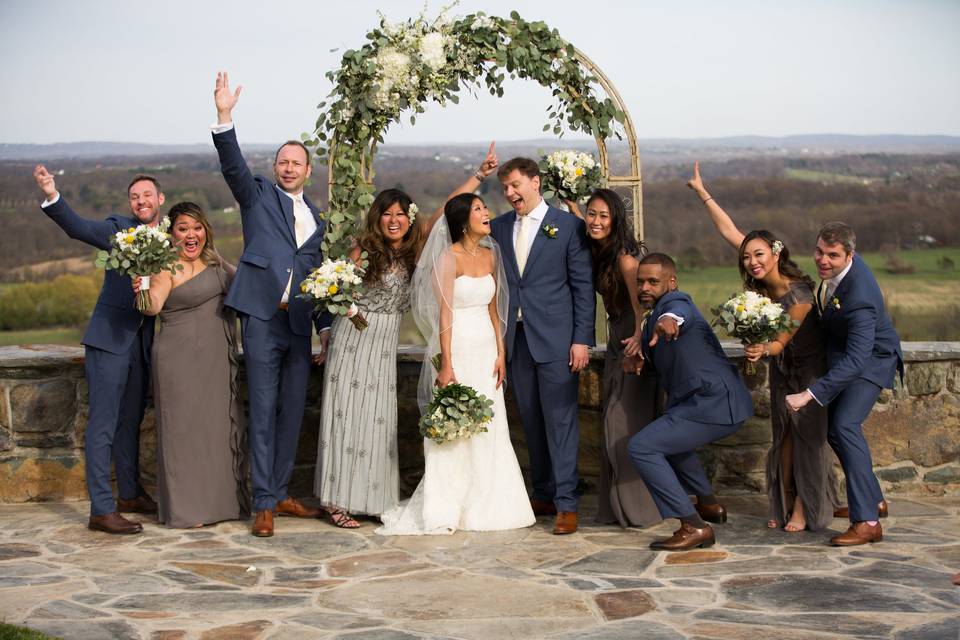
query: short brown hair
275 140 311 166
817 221 856 254
497 157 540 181
127 174 162 195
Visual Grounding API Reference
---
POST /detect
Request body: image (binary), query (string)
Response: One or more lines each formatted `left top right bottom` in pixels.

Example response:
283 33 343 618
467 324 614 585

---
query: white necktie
293 195 311 247
516 215 530 275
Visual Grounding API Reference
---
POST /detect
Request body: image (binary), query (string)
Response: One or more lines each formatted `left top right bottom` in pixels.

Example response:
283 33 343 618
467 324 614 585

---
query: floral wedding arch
305 9 643 258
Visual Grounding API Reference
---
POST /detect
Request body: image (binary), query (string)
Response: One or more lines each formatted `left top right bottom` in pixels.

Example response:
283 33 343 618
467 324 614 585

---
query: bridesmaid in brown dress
137 202 249 528
688 163 840 531
569 189 661 527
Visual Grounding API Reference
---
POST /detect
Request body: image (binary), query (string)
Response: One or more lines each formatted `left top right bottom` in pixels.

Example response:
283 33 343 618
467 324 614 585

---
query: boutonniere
542 223 558 239
830 296 841 310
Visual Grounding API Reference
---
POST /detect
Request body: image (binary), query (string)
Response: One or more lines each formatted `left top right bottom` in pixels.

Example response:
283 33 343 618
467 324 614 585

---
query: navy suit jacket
42 197 154 356
642 291 753 426
808 254 903 405
213 127 329 336
489 204 595 363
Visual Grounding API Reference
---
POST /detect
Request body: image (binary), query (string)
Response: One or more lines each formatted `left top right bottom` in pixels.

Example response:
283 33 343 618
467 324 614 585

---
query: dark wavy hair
444 193 484 244
585 189 645 314
166 201 220 266
738 229 815 296
357 188 421 285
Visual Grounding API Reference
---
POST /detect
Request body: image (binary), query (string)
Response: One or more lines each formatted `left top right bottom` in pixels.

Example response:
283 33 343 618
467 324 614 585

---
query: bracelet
702 197 714 205
474 170 486 182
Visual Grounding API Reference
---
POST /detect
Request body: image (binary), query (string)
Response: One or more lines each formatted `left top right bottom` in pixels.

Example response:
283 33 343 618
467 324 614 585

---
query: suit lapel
521 208 556 278
275 186 298 245
497 211 521 280
303 195 325 244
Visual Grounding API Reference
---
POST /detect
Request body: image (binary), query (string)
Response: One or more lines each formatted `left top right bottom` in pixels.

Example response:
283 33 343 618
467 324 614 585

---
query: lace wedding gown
377 274 536 535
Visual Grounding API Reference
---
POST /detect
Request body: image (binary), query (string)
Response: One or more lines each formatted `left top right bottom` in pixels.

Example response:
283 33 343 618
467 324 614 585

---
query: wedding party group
31 71 903 552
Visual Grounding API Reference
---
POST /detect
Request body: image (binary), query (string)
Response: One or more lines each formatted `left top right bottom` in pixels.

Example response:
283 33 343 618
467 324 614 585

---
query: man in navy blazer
786 222 903 546
489 157 595 535
33 166 163 535
627 254 753 551
212 72 330 537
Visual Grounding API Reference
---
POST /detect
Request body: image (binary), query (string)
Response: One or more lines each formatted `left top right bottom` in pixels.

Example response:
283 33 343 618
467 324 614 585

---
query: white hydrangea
471 15 495 30
547 150 597 189
418 31 448 69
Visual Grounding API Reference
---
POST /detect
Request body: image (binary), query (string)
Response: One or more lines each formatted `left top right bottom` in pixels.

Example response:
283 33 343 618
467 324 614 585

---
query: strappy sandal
327 508 360 529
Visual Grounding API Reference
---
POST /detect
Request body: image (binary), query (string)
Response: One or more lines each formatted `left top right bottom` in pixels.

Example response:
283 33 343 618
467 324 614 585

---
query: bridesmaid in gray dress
314 145 500 528
569 190 662 527
137 202 249 528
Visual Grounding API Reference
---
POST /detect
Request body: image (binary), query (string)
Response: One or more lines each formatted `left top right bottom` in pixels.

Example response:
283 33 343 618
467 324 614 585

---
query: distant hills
3 134 959 161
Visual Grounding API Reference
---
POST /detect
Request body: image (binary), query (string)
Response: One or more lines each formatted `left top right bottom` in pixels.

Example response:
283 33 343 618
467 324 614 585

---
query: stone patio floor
0 495 958 640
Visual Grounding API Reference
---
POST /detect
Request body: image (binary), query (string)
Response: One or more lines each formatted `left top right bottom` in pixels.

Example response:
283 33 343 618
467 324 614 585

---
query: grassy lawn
0 327 83 347
784 167 874 185
0 623 59 640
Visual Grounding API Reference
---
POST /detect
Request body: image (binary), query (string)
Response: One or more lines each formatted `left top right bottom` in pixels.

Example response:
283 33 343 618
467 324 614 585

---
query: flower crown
770 240 784 255
407 203 419 224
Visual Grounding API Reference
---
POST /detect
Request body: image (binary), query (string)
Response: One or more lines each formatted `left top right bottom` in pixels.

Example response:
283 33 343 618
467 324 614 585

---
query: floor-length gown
376 274 535 535
153 266 249 528
766 281 841 531
314 264 409 516
595 293 663 528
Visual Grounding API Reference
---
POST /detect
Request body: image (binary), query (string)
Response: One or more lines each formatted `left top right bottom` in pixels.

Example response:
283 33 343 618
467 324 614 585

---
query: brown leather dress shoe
830 521 882 546
252 510 274 537
833 500 888 520
695 502 727 524
530 499 557 516
650 523 715 551
553 511 578 535
117 494 158 514
275 497 321 518
88 512 143 535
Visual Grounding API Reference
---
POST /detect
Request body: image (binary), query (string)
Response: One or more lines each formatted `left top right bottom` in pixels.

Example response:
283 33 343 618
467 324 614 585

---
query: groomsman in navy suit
211 72 330 537
490 157 595 534
627 254 753 551
33 166 162 534
786 222 902 546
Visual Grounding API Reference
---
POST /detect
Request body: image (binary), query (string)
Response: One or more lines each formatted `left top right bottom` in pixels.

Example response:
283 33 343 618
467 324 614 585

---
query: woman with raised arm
135 202 249 528
314 144 499 528
688 162 839 532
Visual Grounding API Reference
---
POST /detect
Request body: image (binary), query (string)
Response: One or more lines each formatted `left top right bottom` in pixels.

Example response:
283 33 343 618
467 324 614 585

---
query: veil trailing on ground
412 216 509 414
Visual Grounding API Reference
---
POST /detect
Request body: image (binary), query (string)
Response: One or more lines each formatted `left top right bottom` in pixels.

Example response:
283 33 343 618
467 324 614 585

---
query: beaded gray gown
314 264 411 516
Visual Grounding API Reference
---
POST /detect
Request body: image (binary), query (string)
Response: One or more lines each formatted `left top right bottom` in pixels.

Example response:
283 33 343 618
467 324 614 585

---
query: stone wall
1 342 958 504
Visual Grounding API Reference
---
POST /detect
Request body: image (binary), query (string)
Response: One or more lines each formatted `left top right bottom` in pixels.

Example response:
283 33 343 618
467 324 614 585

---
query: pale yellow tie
293 195 310 247
516 215 530 275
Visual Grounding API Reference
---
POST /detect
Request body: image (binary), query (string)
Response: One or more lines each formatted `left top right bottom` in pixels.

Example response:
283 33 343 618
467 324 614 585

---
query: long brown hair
585 189 645 314
166 201 220 266
738 229 815 296
357 188 421 285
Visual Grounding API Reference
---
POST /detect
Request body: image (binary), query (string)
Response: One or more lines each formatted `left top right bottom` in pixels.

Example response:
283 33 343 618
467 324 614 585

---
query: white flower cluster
113 220 171 255
407 202 419 224
419 31 448 69
300 259 363 301
546 150 596 190
371 47 414 110
470 14 496 30
722 290 785 324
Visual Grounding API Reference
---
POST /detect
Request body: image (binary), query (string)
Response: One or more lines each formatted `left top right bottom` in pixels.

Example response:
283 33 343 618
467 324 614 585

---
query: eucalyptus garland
305 8 625 258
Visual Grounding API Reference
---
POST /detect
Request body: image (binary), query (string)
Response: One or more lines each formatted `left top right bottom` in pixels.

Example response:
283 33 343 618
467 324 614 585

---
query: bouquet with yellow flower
298 258 368 330
539 149 604 204
94 217 182 312
419 378 494 445
712 291 796 373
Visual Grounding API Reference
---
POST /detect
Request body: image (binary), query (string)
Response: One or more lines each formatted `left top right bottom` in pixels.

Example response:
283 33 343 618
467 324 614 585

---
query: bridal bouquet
712 291 796 371
94 217 182 312
539 150 604 203
299 258 368 330
420 359 494 444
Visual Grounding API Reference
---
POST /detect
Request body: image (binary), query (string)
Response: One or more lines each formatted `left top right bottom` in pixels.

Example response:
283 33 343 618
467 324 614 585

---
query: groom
211 71 330 537
490 157 595 535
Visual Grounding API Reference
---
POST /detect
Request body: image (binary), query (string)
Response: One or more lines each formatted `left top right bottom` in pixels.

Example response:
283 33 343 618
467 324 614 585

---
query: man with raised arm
33 166 162 534
210 71 330 537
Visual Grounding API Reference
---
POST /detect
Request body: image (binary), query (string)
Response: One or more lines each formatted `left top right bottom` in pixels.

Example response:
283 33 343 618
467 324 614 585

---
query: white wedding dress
377 274 535 535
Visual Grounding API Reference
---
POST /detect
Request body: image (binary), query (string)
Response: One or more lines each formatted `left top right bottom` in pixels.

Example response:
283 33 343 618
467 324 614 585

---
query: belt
278 302 289 311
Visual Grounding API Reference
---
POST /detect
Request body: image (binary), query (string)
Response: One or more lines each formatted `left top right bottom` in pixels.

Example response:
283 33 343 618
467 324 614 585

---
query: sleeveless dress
595 291 663 528
152 266 249 528
314 264 410 516
376 274 536 535
766 281 841 531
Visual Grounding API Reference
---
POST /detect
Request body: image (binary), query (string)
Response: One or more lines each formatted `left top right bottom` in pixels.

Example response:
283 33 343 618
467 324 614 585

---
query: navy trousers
241 310 312 512
507 324 580 513
827 379 884 522
83 333 150 517
627 413 741 519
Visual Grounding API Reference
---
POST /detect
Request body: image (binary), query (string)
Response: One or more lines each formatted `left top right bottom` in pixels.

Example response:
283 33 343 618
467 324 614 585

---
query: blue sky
1 0 957 144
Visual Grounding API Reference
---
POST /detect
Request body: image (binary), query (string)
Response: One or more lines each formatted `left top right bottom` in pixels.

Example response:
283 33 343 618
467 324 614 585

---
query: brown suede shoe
833 500 888 520
695 502 727 524
88 512 143 535
650 523 716 551
830 521 882 546
275 497 321 518
553 511 578 535
530 499 557 517
117 494 158 514
252 510 274 537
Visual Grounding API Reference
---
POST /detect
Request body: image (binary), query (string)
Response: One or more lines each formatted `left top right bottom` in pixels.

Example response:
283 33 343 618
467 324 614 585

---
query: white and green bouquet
299 258 368 330
712 291 796 371
419 354 494 444
95 218 182 312
539 150 605 204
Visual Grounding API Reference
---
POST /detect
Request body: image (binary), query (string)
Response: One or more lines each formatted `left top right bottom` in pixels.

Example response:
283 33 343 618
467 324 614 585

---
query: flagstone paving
1 495 958 639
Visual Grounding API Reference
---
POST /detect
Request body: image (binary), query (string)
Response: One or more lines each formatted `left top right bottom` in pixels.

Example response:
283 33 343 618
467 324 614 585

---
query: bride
376 194 536 535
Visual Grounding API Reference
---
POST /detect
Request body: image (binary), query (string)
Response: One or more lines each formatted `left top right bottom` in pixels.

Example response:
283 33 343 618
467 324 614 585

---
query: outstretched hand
33 165 58 200
648 316 679 348
687 160 705 193
215 71 242 121
478 141 498 178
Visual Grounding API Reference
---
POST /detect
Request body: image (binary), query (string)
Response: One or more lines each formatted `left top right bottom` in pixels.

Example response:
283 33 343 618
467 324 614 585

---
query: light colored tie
816 280 827 313
516 215 530 275
293 195 310 247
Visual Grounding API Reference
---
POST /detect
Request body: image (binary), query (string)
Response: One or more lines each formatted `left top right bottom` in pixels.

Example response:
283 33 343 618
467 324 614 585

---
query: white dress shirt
513 197 549 257
278 187 317 303
808 257 854 405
